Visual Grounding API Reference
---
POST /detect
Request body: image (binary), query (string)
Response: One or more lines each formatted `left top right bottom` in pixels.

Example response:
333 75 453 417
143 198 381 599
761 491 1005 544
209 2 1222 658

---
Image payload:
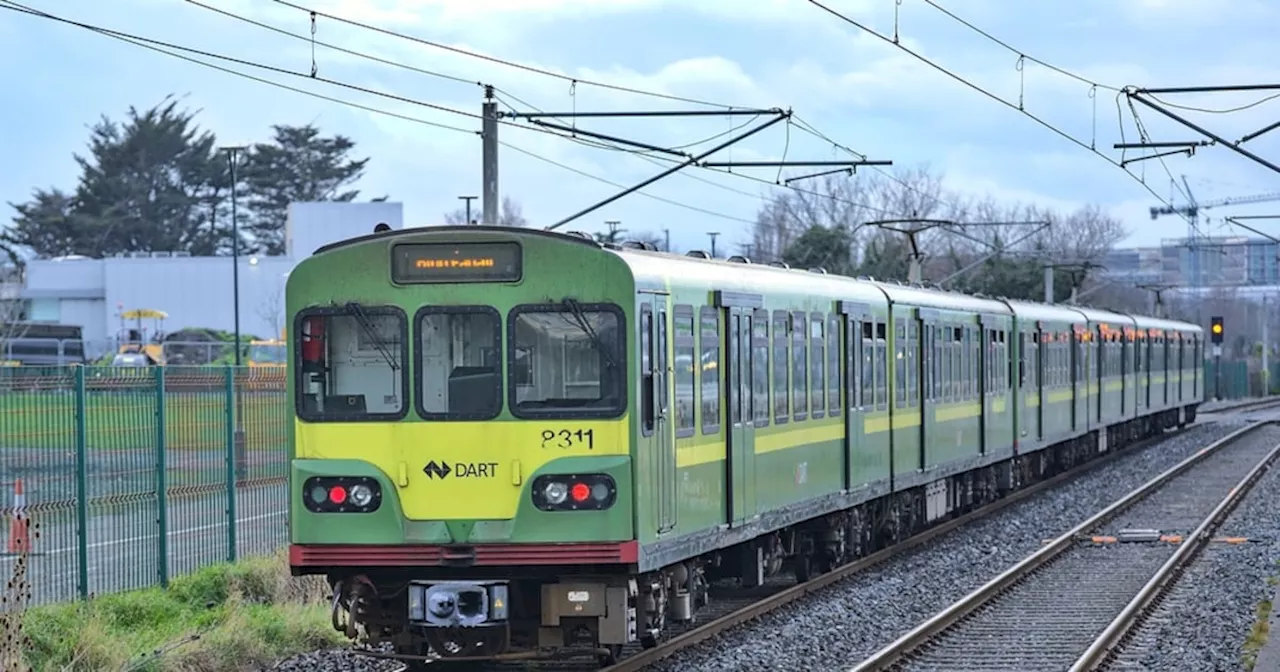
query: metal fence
0 366 288 606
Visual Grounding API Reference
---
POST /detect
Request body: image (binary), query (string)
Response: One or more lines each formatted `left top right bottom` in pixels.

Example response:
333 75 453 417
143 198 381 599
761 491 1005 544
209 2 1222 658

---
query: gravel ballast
1104 430 1280 671
649 419 1254 672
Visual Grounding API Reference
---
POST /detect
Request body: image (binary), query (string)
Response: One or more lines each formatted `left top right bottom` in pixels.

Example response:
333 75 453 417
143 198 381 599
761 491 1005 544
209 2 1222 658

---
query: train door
726 304 757 526
1137 334 1147 412
1026 328 1042 443
845 314 861 490
978 318 990 456
641 294 676 535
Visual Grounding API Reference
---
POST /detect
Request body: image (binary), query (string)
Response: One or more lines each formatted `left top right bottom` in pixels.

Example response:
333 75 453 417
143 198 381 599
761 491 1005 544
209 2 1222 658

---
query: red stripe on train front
289 541 639 567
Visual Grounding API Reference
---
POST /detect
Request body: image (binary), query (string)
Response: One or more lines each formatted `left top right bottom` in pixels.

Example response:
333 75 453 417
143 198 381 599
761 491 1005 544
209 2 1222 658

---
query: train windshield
509 302 624 418
296 305 407 421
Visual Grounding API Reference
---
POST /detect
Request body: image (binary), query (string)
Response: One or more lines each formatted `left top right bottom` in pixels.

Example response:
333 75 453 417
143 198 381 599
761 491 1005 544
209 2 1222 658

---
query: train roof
999 299 1087 324
1069 305 1136 327
865 280 1014 316
615 245 891 307
1129 313 1203 334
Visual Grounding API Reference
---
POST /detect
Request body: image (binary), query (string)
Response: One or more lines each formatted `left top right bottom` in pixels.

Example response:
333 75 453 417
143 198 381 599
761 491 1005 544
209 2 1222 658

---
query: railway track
848 420 1280 672
588 423 1207 672
1206 395 1280 414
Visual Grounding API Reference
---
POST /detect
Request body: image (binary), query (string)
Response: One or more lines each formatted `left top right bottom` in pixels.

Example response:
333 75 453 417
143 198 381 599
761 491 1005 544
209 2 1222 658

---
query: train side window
792 312 808 421
907 321 919 407
950 326 961 401
1029 331 1039 389
828 314 841 416
860 321 874 410
699 306 720 435
810 313 826 418
961 327 971 399
876 321 888 411
894 319 907 407
640 305 654 435
673 305 696 438
753 310 770 426
297 306 408 422
931 323 942 401
773 311 790 424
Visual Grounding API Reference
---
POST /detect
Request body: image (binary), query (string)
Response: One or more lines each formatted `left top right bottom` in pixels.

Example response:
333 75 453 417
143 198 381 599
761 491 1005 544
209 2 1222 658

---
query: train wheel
794 554 813 583
598 644 624 666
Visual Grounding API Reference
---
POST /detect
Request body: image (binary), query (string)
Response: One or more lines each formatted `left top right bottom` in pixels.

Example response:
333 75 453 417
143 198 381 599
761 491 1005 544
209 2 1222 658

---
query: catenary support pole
482 85 499 225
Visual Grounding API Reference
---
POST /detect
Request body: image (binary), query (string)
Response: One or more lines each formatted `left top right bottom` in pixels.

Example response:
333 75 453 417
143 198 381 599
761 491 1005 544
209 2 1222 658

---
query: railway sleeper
325 408 1187 667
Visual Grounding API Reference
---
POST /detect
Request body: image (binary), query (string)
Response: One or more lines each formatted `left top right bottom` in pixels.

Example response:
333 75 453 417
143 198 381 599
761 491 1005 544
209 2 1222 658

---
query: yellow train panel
295 417 629 520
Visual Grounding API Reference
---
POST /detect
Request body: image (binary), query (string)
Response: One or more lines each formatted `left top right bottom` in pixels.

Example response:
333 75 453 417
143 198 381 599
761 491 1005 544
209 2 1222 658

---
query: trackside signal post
1211 316 1224 400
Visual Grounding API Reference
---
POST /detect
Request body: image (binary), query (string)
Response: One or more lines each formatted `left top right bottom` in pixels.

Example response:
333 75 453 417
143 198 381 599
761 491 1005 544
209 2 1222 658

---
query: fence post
224 364 238 563
73 365 89 600
154 365 169 588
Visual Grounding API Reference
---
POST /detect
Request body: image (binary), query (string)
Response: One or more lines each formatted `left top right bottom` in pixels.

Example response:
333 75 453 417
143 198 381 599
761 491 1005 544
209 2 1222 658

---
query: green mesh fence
0 365 288 606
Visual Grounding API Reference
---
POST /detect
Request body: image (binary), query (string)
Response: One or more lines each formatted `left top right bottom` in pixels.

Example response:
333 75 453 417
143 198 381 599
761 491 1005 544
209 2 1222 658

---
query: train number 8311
540 429 595 450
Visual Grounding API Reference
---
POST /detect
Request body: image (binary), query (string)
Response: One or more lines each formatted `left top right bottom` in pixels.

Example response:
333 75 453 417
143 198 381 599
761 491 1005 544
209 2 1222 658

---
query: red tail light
570 482 591 503
328 485 347 504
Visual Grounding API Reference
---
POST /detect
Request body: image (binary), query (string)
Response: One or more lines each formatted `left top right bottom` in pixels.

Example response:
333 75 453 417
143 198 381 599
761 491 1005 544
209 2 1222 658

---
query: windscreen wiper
561 298 619 372
344 301 400 370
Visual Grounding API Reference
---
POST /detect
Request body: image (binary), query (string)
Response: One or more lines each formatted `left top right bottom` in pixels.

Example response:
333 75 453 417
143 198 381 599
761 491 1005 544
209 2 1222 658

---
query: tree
239 124 370 255
254 282 285 340
443 196 529 227
7 96 231 257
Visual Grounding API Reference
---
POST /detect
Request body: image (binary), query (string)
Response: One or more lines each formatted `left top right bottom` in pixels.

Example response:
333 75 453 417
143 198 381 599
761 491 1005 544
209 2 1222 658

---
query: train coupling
408 580 510 627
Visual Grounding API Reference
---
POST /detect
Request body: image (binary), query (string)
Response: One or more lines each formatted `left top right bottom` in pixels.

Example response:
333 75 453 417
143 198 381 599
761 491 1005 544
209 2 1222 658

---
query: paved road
1 482 287 605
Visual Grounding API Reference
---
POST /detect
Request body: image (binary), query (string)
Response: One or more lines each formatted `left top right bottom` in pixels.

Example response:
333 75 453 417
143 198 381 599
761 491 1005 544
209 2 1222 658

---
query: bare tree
254 282 285 339
443 196 529 227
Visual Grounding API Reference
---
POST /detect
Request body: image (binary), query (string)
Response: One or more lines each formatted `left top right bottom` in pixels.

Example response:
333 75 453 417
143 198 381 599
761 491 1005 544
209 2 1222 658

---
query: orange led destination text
414 257 497 269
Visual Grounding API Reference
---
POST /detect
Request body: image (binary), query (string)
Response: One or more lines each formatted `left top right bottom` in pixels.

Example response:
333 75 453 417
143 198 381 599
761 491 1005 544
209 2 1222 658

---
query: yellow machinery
115 308 167 366
247 333 286 367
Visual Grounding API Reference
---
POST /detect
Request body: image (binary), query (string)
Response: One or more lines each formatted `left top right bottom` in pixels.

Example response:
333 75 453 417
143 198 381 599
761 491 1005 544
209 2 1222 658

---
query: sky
2 0 1279 256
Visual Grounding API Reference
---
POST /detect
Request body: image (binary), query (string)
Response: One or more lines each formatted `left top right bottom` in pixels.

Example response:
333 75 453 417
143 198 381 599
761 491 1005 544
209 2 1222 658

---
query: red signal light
328 485 348 504
570 482 590 503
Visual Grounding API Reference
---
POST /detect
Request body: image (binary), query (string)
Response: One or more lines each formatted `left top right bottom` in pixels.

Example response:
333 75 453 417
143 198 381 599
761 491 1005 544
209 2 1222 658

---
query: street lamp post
459 195 478 224
221 145 248 486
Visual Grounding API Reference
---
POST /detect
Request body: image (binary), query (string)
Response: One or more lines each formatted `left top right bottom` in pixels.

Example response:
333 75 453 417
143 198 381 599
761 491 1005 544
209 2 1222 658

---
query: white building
18 201 403 357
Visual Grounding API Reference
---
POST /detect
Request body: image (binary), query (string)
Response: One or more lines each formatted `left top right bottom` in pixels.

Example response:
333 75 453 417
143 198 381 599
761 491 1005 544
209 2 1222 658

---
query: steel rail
1069 432 1280 670
847 420 1274 672
598 422 1202 672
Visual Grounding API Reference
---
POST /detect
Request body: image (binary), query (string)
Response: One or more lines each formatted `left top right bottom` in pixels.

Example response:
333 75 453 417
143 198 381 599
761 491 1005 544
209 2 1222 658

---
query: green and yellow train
286 225 1204 665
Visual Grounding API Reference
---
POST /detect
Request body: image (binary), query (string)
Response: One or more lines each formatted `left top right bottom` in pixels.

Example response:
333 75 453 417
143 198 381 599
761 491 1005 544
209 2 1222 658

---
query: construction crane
1149 175 1280 287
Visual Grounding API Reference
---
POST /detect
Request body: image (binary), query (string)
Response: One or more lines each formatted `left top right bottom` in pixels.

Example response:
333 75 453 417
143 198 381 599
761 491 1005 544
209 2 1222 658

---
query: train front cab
285 228 646 661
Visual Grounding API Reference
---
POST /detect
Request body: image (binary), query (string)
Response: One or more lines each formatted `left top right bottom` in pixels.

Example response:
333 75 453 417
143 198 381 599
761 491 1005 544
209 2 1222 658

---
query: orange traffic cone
7 479 29 554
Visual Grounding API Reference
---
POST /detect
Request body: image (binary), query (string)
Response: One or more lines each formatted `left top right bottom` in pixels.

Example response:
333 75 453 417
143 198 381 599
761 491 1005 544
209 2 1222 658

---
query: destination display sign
390 242 523 284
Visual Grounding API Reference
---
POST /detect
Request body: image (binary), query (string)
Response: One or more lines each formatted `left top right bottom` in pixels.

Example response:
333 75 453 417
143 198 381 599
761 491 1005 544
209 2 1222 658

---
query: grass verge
3 549 346 672
1243 565 1280 671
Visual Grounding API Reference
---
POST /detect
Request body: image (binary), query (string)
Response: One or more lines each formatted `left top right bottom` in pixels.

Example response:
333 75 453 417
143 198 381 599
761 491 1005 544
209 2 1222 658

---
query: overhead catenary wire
172 0 922 220
0 0 634 145
804 0 1194 228
0 1 758 226
182 0 483 88
267 0 754 111
920 0 1123 93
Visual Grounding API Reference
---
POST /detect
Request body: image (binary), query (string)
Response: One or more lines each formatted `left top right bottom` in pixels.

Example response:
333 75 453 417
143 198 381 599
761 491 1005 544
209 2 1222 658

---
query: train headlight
531 473 617 512
349 484 374 507
544 481 569 505
301 476 382 514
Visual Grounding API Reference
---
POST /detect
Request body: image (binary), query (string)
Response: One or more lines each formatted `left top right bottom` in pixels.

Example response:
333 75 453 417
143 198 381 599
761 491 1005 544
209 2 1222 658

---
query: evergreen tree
7 96 231 257
239 124 369 254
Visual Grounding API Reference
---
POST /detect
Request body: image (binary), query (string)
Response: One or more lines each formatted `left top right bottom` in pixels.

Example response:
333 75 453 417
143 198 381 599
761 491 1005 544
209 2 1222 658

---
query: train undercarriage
321 406 1193 668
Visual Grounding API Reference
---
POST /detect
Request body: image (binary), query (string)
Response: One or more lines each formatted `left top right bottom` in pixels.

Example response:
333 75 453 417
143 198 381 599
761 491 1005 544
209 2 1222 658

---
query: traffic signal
1210 316 1224 344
